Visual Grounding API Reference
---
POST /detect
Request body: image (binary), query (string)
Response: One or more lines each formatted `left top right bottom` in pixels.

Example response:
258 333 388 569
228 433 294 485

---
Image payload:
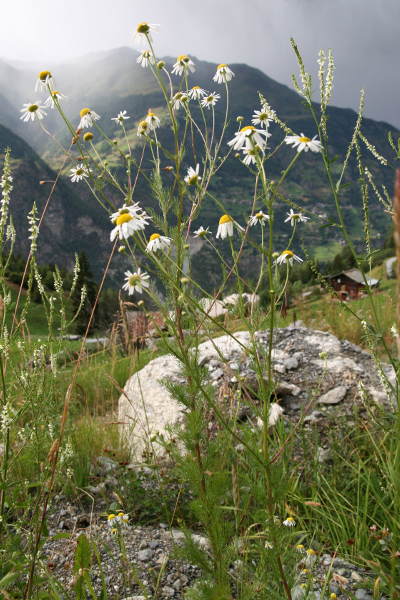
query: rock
313 356 363 373
317 446 331 463
318 386 348 405
137 549 153 561
198 297 227 318
284 356 299 370
355 590 372 600
276 381 301 396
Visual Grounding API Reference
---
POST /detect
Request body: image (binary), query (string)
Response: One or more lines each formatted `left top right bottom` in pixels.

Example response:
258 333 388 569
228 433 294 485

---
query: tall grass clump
0 22 399 599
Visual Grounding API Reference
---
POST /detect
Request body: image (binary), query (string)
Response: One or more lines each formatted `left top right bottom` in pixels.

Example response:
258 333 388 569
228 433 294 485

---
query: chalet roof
328 268 379 287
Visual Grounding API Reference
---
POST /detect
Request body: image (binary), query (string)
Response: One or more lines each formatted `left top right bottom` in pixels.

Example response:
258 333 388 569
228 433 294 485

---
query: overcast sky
1 0 399 127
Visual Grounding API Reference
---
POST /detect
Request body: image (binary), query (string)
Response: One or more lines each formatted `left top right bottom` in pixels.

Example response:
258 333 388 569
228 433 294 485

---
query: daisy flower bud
213 63 235 84
172 54 195 76
157 60 166 69
284 133 322 153
83 132 93 142
78 108 100 129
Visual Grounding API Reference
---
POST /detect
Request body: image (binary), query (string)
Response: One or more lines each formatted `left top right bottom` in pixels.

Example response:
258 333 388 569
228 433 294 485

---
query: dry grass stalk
392 168 400 358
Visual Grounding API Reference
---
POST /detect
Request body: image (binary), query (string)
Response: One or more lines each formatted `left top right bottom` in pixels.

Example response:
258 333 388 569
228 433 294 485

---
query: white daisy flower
276 250 303 266
216 214 234 239
145 110 160 130
78 108 100 129
110 205 150 241
122 268 150 295
70 163 90 183
137 50 154 68
252 107 273 128
249 211 270 226
264 541 274 550
213 63 235 84
296 544 305 553
184 164 201 185
107 512 129 528
137 120 149 136
242 148 258 166
44 90 66 109
172 92 189 111
193 226 210 238
283 517 296 527
146 233 172 253
171 54 196 76
35 70 53 92
228 125 270 152
134 22 159 47
200 92 220 109
20 102 47 123
284 133 322 153
111 110 130 126
189 86 207 100
284 209 310 227
268 403 284 426
305 549 317 567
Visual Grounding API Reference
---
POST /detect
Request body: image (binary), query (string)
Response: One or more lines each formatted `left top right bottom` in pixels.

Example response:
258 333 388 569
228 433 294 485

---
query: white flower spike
122 268 150 295
284 133 322 153
213 64 235 84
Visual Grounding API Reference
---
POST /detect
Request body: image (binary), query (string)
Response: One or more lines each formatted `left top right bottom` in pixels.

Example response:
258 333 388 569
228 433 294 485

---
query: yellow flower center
39 70 51 81
80 108 91 117
107 513 116 520
129 275 140 285
306 549 316 555
147 110 156 117
51 91 60 97
139 120 148 129
76 169 84 176
282 250 294 258
115 213 133 225
296 544 304 550
192 86 200 90
150 233 160 241
217 63 228 69
83 132 93 141
219 214 233 225
206 95 213 102
298 136 311 143
240 126 256 132
28 104 38 113
256 212 264 219
177 54 189 63
136 22 150 34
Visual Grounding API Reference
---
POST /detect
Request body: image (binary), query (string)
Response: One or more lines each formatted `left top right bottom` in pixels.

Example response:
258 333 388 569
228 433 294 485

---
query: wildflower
122 268 150 295
216 214 236 239
134 22 159 47
172 54 195 76
83 132 94 142
228 125 270 152
213 63 235 84
107 513 116 527
252 107 273 128
305 548 317 566
172 92 189 110
184 164 201 185
296 544 305 553
137 120 149 136
284 209 310 227
20 102 47 122
110 205 150 241
78 108 100 129
200 92 220 109
70 163 90 183
264 541 273 549
111 110 130 126
284 133 322 153
44 90 65 109
268 403 284 426
189 86 207 100
193 226 210 238
283 517 296 527
146 233 172 253
242 148 259 166
145 109 160 130
276 250 303 266
330 595 337 599
248 211 270 226
35 70 52 92
157 60 166 70
137 50 154 68
107 512 129 527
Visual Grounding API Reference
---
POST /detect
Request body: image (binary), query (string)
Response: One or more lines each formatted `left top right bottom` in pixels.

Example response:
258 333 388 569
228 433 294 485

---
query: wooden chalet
327 268 379 300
